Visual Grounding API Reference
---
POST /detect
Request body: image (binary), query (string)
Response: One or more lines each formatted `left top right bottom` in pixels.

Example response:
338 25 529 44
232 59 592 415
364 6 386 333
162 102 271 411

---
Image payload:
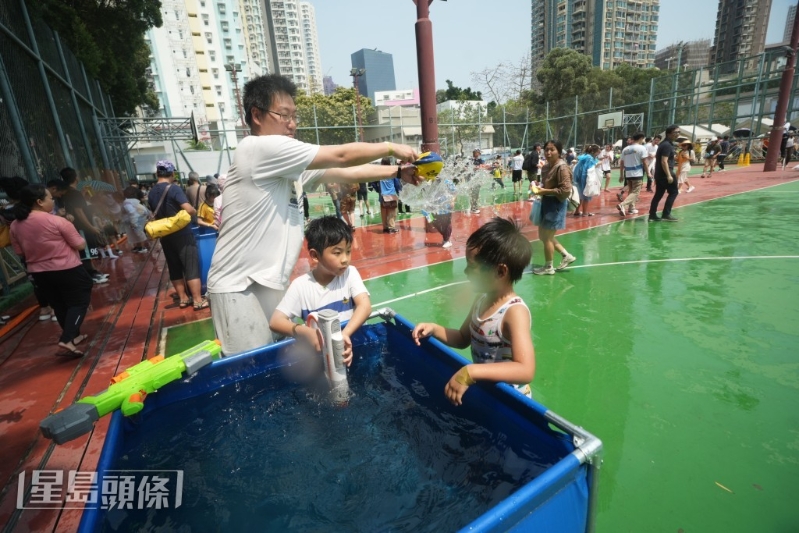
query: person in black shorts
356 182 371 218
148 160 207 310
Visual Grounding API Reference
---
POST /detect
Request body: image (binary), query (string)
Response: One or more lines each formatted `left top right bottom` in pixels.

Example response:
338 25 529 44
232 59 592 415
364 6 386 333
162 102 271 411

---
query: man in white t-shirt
599 144 613 192
511 149 525 195
617 132 649 217
644 135 661 191
207 74 418 355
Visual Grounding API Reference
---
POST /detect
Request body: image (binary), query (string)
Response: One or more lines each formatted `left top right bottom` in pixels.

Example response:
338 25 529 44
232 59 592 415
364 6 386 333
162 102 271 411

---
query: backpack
522 152 534 171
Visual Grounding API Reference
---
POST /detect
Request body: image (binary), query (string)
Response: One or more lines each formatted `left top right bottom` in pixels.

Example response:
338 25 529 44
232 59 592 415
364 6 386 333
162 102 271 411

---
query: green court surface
163 177 796 531
365 179 799 532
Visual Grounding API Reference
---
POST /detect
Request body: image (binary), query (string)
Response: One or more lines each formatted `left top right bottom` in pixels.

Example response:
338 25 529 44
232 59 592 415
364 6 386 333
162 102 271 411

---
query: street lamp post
414 0 440 153
350 68 365 142
225 63 246 129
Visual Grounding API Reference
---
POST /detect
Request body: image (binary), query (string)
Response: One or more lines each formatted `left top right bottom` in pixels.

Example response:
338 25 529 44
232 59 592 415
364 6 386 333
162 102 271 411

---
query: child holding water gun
270 216 372 363
412 217 535 405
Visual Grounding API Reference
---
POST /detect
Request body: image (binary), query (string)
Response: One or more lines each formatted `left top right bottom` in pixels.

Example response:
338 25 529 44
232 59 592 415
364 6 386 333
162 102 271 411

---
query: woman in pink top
10 184 93 356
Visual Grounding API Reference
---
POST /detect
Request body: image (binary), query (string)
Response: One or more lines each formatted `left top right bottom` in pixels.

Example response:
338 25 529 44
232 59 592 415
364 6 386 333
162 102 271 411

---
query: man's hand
667 175 674 185
392 144 418 163
399 164 423 186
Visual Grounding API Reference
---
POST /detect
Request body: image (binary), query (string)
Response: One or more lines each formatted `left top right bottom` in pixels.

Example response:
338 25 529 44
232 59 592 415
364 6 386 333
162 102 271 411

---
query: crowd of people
2 69 791 406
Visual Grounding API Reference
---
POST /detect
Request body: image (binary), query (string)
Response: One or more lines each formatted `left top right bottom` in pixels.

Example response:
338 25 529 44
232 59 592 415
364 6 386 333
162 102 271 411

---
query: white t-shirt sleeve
275 276 305 320
249 135 321 188
346 267 369 299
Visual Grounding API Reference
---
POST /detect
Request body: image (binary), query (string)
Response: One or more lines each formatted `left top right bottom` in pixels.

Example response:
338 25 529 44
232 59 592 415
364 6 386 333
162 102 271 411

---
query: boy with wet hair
270 216 372 364
412 217 536 405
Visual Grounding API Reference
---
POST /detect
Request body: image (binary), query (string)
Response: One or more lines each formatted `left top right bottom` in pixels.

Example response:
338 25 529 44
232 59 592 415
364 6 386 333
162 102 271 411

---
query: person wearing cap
206 74 419 356
148 160 207 310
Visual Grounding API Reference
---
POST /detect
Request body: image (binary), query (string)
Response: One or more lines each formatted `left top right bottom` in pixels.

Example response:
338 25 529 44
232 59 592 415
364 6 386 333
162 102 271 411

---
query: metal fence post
749 54 766 136
312 103 320 145
53 31 97 176
647 78 655 133
0 53 38 181
108 99 136 181
352 104 358 142
20 0 73 168
80 64 112 171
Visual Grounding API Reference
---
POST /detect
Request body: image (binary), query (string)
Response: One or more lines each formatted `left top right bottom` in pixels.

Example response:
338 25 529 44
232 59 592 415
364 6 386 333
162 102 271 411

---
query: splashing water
399 157 497 218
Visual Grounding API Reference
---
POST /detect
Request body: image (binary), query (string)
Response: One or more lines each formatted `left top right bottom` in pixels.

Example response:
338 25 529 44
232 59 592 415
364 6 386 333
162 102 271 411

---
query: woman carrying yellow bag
146 160 208 310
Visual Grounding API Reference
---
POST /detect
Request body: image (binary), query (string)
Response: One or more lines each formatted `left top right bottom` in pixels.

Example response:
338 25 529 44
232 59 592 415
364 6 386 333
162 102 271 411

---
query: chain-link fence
293 49 798 159
0 0 123 184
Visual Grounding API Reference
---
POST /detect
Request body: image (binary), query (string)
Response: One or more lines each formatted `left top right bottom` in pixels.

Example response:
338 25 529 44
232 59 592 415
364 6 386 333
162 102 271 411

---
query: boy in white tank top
412 218 536 404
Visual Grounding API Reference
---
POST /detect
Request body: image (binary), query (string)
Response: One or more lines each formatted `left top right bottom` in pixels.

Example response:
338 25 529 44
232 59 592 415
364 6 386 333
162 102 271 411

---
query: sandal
72 334 87 346
179 299 192 309
57 342 84 357
193 298 210 311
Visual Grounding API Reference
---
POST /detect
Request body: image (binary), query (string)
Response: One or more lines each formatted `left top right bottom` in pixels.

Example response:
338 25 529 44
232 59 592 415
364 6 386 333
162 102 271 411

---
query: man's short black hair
466 217 531 283
632 131 646 141
305 216 352 255
665 125 680 135
60 167 78 185
653 134 663 140
46 179 68 190
242 74 297 127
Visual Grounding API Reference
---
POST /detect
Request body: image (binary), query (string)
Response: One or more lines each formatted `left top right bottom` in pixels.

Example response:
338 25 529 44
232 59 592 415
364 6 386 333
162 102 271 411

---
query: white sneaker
442 241 452 249
471 209 481 214
92 276 109 284
532 265 556 276
630 208 639 214
556 254 576 271
687 186 695 193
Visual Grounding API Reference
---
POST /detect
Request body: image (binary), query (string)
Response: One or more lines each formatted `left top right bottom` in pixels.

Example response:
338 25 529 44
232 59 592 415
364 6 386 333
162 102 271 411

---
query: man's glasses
265 109 299 124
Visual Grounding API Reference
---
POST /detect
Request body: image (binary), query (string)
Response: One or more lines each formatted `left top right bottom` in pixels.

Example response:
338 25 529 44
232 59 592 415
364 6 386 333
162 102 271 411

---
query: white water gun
306 309 350 406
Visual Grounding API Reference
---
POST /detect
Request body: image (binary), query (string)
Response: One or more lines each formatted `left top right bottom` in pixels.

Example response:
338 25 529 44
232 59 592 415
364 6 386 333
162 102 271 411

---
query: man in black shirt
648 125 681 222
60 168 108 283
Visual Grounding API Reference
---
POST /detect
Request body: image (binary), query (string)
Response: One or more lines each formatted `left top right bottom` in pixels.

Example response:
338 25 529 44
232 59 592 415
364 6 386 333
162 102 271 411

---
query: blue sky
314 0 795 95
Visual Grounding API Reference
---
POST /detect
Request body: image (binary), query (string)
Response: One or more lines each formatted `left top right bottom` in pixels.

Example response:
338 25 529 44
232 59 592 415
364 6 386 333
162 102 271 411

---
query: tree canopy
435 80 483 104
31 0 162 115
294 88 374 146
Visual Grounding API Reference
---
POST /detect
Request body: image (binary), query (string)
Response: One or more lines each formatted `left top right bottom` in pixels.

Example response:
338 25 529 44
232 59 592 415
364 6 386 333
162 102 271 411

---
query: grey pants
209 284 286 356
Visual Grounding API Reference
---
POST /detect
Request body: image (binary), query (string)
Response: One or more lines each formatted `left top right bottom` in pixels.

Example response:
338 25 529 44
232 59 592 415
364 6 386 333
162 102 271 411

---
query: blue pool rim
79 310 601 533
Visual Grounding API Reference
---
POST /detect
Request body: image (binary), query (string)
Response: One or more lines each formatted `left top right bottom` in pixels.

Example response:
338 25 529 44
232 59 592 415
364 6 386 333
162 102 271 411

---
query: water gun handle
121 391 147 417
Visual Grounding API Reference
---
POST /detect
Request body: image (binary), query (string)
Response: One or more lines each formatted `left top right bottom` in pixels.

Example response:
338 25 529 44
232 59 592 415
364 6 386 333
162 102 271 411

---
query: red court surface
0 163 794 531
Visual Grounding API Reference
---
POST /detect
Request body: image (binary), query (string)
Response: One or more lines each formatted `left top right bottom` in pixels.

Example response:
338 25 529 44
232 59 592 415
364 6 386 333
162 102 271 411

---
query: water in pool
103 338 551 532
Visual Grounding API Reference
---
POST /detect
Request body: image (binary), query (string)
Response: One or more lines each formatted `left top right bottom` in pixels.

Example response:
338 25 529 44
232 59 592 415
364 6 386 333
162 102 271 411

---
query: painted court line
371 255 799 308
365 178 799 282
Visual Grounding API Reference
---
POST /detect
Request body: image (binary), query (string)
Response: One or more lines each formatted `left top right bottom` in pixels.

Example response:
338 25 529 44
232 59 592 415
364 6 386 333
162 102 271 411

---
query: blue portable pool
79 309 601 532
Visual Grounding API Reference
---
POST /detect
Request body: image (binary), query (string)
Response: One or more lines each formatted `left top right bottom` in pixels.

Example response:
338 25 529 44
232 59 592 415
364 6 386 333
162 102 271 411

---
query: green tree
294 88 374 145
438 101 488 156
436 80 482 103
536 48 596 104
31 0 163 115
